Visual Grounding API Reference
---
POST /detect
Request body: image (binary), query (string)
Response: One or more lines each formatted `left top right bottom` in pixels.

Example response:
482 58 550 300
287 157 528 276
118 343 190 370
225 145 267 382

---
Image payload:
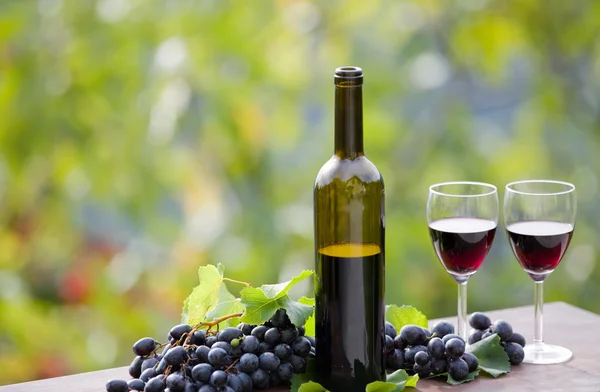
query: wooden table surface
1 302 599 392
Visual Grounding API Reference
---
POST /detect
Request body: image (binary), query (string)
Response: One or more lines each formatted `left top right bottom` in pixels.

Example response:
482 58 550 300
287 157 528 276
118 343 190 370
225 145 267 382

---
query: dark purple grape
251 326 268 341
288 354 306 373
139 368 158 383
227 374 243 392
127 378 145 391
277 362 294 381
250 369 269 389
462 352 479 373
431 358 447 375
141 357 159 372
427 337 445 359
206 336 217 347
468 329 484 345
105 379 128 392
237 372 253 392
192 363 214 383
273 344 292 361
264 328 281 345
468 312 491 330
218 328 244 344
442 334 464 345
196 345 210 363
414 351 429 366
170 324 193 341
166 373 187 392
448 358 469 381
399 325 427 346
280 327 299 344
144 376 166 392
212 341 232 355
445 338 466 359
129 356 144 378
133 337 157 357
386 349 404 370
190 330 206 346
432 320 455 338
210 370 228 388
257 342 272 355
258 352 280 372
240 336 260 354
239 353 259 373
508 332 526 348
491 320 513 342
208 347 231 367
505 342 525 365
385 322 397 338
291 337 311 356
164 346 188 366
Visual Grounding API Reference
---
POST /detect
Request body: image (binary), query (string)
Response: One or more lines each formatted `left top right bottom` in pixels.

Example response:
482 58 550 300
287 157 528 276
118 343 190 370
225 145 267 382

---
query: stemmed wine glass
504 180 576 364
427 182 499 340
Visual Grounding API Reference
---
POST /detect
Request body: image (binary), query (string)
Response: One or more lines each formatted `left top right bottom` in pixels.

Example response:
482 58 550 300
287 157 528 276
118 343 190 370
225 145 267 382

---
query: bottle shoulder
315 155 384 187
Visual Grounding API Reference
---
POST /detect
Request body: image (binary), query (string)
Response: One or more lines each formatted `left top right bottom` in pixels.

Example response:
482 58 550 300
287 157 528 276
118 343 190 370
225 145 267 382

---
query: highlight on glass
504 180 576 364
427 181 499 340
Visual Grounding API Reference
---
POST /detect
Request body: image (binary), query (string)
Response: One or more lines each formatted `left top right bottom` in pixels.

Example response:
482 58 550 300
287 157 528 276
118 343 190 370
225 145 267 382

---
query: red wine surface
429 218 497 279
507 221 573 280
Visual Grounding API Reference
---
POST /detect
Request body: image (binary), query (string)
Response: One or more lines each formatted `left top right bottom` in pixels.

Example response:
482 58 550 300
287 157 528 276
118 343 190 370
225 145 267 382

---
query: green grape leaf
299 296 315 336
259 270 313 299
385 305 428 331
446 370 479 385
467 334 510 377
204 284 245 328
181 264 225 325
240 270 314 325
297 381 329 392
365 369 418 392
290 359 321 392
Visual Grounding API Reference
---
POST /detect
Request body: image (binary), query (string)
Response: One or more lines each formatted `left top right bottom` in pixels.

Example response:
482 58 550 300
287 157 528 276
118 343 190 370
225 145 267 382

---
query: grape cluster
467 312 526 365
384 321 478 381
106 309 314 392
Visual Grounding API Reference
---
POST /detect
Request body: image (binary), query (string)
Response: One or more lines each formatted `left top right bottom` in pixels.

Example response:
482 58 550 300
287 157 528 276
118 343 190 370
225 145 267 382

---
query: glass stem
458 282 468 340
534 281 543 344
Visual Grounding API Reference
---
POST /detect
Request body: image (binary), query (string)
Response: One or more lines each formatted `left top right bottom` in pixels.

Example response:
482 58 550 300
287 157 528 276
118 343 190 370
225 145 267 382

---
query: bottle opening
334 66 363 86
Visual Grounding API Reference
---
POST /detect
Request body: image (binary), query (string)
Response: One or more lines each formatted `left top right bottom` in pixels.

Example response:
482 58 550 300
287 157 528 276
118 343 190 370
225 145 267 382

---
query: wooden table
1 302 598 392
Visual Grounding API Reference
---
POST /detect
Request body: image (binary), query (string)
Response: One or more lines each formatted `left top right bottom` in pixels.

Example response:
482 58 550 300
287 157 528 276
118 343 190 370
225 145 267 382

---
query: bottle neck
334 85 364 159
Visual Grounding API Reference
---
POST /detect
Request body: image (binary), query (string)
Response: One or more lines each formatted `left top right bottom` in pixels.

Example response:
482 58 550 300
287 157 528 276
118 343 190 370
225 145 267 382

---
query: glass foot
523 342 572 364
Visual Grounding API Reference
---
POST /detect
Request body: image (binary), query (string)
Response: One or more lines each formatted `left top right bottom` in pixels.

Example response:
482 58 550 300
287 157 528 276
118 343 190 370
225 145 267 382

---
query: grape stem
181 312 245 346
224 358 240 373
222 277 252 287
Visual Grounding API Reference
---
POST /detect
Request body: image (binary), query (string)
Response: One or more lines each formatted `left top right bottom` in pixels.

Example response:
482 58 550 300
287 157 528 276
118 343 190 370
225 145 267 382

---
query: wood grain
1 302 598 392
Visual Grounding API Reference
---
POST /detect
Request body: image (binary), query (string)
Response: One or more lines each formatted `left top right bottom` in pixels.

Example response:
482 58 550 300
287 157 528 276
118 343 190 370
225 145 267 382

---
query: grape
161 343 172 355
393 335 406 350
231 344 243 358
185 382 199 392
257 342 273 355
505 342 525 365
264 328 281 345
270 309 290 328
239 353 259 373
385 322 397 338
508 332 526 348
430 358 447 375
491 320 513 342
155 358 168 374
288 354 306 373
445 338 466 359
221 387 235 392
190 330 207 346
227 374 243 392
208 347 232 367
386 349 404 370
442 334 464 345
237 372 253 392
133 337 157 357
199 385 218 392
385 335 394 353
273 344 292 360
404 345 427 365
258 352 280 371
196 345 210 363
277 362 294 381
291 337 311 356
105 379 128 392
210 370 228 388
413 362 431 378
280 327 299 345
165 346 188 366
269 371 281 387
129 356 144 378
251 326 268 341
140 368 158 383
427 337 445 359
141 357 159 372
468 329 484 345
448 358 469 381
144 377 166 392
240 336 260 353
206 336 217 347
212 341 233 355
414 351 429 366
298 325 306 336
468 312 492 330
399 325 427 346
170 324 193 342
250 369 269 389
192 363 214 383
431 321 454 338
166 373 187 392
218 328 244 344
461 352 479 373
305 336 316 348
241 324 255 336
309 346 316 358
231 338 240 348
127 379 145 391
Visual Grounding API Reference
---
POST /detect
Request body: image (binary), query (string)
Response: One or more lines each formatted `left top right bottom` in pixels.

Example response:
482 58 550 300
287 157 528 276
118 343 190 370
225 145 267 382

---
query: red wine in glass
507 220 574 281
428 218 497 280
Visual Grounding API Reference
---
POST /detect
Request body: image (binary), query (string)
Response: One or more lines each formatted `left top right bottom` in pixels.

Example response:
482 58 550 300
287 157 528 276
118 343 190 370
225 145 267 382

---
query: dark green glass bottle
314 66 386 392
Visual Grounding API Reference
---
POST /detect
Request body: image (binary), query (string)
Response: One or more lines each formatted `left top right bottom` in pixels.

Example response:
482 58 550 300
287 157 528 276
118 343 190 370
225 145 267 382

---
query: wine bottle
314 66 385 392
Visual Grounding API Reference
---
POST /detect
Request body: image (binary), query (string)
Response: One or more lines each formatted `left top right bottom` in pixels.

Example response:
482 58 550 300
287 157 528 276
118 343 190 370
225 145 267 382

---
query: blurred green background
1 0 600 385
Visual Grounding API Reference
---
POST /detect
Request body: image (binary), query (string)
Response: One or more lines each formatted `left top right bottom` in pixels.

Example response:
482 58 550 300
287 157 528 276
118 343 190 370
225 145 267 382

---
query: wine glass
504 180 576 364
427 182 498 339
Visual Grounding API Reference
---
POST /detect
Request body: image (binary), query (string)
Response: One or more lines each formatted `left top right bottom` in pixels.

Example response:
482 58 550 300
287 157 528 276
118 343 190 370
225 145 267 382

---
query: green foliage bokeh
1 0 600 384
